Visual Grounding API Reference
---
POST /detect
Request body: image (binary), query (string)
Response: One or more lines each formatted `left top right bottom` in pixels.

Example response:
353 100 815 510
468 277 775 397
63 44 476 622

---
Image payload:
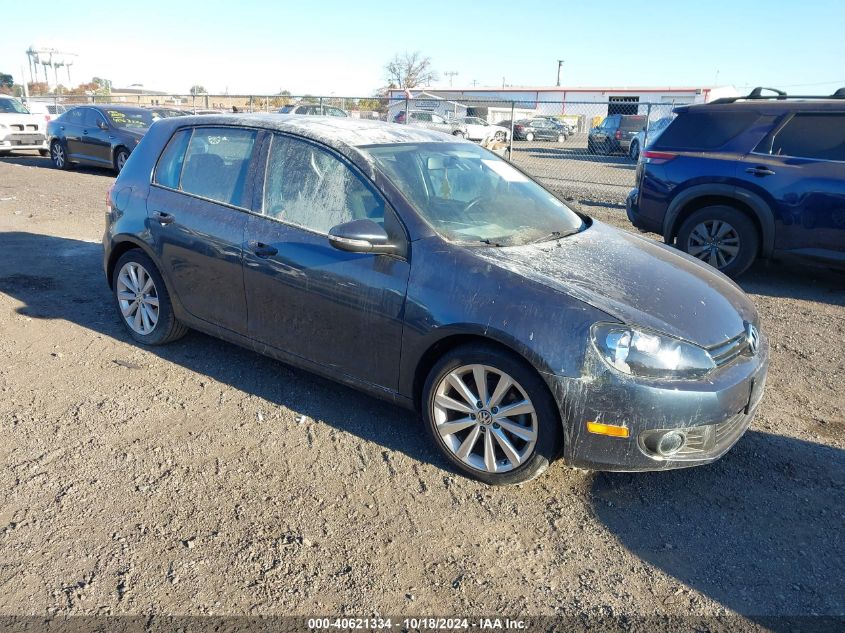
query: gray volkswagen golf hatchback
103 114 768 485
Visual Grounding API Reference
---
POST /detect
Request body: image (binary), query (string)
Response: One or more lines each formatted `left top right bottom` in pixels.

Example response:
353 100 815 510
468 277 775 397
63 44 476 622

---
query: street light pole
557 59 565 87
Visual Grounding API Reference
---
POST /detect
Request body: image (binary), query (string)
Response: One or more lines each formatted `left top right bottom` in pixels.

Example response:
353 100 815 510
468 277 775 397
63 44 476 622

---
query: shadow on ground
592 430 844 629
0 153 115 176
0 231 442 472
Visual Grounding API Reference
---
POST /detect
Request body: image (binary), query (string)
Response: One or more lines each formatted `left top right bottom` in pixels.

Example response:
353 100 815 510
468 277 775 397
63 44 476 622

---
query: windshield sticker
481 159 529 183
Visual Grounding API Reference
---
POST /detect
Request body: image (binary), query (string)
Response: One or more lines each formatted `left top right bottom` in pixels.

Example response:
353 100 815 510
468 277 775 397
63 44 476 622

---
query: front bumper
0 132 48 152
548 332 769 471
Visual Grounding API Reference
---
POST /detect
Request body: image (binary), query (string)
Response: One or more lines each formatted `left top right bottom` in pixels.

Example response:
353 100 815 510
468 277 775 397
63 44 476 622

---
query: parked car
512 118 568 142
147 106 190 119
47 105 155 173
0 95 49 156
278 103 348 117
393 110 468 137
538 116 574 138
588 114 647 155
627 88 845 277
104 114 768 485
454 116 509 142
628 116 673 160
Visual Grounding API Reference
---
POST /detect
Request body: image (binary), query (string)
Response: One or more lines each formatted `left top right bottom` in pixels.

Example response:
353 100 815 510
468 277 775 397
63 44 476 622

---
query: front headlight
591 323 715 379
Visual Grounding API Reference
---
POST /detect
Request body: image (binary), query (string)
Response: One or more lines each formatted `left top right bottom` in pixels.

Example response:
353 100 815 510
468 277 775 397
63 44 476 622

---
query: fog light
641 430 687 457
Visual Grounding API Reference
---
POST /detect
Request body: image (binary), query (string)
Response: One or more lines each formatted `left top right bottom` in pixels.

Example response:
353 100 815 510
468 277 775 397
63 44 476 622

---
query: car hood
471 220 758 347
0 113 44 130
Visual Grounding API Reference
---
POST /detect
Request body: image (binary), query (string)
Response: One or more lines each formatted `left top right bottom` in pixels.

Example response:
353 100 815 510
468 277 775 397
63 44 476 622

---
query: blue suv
626 88 845 277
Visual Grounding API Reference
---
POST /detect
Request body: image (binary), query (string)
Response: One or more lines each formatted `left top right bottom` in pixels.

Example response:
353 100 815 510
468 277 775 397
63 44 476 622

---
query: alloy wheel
52 143 65 168
432 364 538 474
116 151 129 172
687 220 741 269
116 261 160 335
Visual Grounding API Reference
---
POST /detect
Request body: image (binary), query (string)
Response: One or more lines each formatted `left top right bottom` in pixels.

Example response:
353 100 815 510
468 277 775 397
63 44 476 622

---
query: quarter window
179 127 257 207
654 111 758 150
759 113 845 161
263 134 385 233
154 129 192 189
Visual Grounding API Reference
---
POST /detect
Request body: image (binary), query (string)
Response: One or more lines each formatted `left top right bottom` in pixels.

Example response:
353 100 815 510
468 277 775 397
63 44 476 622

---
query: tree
92 77 112 94
384 51 438 90
189 85 207 96
0 72 12 90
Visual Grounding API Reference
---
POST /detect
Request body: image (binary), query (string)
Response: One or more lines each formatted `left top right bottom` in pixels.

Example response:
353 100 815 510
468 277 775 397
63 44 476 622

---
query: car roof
677 99 845 114
152 113 466 149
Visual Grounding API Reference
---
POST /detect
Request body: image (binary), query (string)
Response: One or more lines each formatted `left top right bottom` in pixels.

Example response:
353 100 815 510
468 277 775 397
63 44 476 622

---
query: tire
0 150 9 157
629 140 640 161
587 140 596 154
452 130 465 138
525 132 535 142
422 344 562 485
50 140 70 170
113 147 130 173
39 149 49 157
676 205 759 278
112 249 188 345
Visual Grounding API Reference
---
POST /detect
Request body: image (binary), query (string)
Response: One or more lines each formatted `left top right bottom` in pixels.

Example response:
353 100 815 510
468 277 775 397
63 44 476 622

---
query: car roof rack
709 86 845 105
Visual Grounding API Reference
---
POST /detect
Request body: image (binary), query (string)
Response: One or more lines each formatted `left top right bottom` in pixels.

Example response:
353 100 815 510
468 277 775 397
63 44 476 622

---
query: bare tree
189 85 207 96
384 51 438 90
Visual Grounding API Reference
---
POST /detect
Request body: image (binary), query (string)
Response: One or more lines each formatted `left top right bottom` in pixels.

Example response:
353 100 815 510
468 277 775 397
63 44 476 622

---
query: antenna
444 71 458 88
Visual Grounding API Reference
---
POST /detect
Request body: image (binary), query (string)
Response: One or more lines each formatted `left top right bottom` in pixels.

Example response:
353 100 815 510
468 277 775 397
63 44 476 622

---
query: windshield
0 98 29 114
105 109 153 129
362 142 585 246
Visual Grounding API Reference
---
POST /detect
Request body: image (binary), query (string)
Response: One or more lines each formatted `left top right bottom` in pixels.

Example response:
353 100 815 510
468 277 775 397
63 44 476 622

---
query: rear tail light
615 130 622 140
641 150 678 165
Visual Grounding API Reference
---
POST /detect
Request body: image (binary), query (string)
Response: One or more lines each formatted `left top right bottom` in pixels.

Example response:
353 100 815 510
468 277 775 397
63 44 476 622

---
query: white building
392 85 740 128
386 90 536 123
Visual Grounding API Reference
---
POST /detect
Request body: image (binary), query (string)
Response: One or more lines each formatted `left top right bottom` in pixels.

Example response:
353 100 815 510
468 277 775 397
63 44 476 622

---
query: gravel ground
0 154 843 628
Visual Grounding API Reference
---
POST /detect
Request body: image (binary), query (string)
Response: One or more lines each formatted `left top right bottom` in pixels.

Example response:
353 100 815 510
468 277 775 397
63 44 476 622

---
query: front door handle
249 240 278 258
152 211 174 225
745 166 776 176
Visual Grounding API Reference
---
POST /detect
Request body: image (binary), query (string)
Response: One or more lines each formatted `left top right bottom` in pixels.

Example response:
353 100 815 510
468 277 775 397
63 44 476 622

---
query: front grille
708 333 751 367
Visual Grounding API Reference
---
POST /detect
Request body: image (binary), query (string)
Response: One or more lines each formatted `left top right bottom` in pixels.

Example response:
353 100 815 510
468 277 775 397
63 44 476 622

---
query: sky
2 0 844 97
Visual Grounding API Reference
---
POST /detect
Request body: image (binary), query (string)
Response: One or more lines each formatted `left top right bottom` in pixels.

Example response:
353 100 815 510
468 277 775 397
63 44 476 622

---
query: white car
456 116 510 142
0 95 49 156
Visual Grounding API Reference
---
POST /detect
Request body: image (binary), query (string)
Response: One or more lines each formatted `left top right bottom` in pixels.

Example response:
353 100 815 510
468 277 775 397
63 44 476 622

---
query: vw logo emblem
477 410 493 425
744 322 760 355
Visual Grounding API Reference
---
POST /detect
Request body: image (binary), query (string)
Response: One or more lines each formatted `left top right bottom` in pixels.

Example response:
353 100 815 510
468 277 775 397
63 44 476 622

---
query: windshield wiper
478 238 503 247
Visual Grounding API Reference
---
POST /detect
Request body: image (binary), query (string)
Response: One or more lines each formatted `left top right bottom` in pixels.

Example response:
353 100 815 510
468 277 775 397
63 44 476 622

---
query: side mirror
328 219 395 254
98 120 108 130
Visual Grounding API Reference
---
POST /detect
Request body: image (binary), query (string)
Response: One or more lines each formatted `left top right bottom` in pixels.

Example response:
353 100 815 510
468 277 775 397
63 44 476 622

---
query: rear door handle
152 211 174 225
249 240 278 258
745 166 776 176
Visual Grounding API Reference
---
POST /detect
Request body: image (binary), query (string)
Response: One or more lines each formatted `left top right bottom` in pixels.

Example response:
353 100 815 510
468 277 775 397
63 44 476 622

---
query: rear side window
756 113 845 161
179 127 257 207
619 116 646 131
154 129 192 189
654 111 758 150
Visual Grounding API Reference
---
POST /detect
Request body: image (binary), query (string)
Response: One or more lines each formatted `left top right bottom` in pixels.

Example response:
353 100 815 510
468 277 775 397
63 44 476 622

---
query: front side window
82 109 105 128
263 134 385 233
363 142 584 246
179 127 257 207
757 113 845 161
63 108 84 125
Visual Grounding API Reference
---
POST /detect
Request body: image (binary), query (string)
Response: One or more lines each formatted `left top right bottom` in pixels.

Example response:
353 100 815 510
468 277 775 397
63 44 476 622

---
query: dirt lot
0 154 843 627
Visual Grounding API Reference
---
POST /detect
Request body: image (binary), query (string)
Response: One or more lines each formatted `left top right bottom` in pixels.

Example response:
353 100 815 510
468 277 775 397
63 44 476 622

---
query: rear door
146 126 260 334
741 111 845 257
243 132 410 389
60 107 85 158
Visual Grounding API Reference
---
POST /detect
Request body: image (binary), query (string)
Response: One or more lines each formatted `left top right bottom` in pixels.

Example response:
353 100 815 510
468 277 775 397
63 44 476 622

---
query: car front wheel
51 141 70 169
676 205 759 277
112 250 188 345
114 147 130 173
422 344 562 485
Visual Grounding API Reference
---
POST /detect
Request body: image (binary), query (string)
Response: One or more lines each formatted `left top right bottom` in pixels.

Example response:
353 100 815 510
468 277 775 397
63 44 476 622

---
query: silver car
394 110 468 137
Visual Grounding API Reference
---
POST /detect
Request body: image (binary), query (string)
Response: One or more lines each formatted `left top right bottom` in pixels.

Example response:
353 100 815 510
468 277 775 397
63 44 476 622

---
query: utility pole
471 79 478 87
556 59 565 87
444 71 458 87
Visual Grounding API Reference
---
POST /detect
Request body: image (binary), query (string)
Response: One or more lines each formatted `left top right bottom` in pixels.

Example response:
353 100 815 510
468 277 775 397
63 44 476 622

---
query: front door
243 133 410 390
146 126 260 334
80 108 113 165
740 111 845 257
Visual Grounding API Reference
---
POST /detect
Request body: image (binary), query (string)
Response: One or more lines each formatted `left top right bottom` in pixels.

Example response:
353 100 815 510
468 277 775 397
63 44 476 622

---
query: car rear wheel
112 250 188 345
525 132 534 142
629 140 640 161
452 130 465 138
677 205 759 277
114 147 130 173
50 141 70 170
422 344 562 485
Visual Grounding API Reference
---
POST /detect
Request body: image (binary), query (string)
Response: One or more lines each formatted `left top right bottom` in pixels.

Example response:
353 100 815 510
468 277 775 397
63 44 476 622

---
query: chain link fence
23 91 678 204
